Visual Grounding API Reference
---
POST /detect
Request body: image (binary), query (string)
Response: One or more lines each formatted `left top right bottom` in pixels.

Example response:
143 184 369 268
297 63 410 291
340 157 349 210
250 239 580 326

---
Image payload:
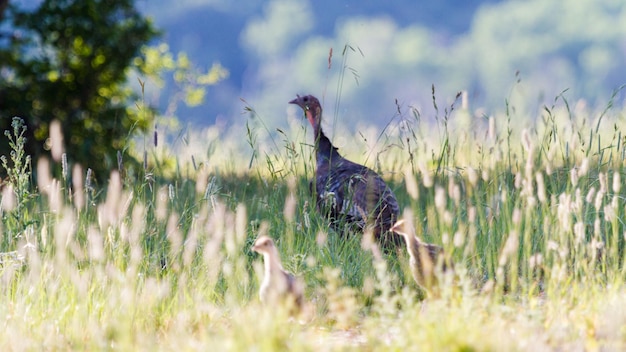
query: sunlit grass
0 87 625 350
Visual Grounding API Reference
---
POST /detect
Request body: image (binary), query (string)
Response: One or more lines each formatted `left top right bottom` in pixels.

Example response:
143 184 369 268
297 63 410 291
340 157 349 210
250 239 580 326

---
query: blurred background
138 0 626 128
2 0 626 177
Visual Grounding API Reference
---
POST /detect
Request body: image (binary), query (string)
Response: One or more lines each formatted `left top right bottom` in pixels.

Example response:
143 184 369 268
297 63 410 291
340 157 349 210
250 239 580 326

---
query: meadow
0 89 625 351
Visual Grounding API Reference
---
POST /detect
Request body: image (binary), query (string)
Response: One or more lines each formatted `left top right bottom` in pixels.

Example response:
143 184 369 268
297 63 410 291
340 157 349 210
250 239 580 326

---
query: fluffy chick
252 235 304 311
391 218 453 293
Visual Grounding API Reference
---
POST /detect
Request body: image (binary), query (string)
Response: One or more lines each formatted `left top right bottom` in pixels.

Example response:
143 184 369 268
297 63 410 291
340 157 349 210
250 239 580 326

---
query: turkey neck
263 248 284 274
307 110 341 164
404 234 423 262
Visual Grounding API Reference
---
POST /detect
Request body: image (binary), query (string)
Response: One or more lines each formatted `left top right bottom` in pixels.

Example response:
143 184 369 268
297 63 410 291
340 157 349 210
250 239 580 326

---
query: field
0 92 625 351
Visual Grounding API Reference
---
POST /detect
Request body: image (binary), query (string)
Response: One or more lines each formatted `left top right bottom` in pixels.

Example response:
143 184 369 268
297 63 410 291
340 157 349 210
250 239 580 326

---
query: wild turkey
252 235 304 311
289 94 400 245
390 217 453 294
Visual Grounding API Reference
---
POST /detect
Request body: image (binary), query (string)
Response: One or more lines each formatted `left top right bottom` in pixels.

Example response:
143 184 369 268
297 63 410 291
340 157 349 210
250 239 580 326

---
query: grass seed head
467 167 478 187
283 192 296 222
586 187 596 204
37 157 51 194
404 165 419 200
1 184 16 212
570 167 579 187
435 186 446 210
420 162 433 188
536 172 546 203
72 164 84 209
49 119 64 162
315 230 327 246
612 172 620 193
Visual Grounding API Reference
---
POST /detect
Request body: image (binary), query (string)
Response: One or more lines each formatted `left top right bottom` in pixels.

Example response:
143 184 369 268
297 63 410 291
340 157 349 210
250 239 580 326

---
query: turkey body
290 94 400 244
391 218 453 294
252 235 304 311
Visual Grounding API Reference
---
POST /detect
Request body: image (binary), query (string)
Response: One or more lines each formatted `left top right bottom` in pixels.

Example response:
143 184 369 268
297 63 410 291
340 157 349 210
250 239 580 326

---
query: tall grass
0 86 625 350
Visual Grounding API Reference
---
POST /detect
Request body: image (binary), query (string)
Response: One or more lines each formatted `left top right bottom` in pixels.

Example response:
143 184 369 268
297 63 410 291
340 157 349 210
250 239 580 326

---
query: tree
0 0 158 181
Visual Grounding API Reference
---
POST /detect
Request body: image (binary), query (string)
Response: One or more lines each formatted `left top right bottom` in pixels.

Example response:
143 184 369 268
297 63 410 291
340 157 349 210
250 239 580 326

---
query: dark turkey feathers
290 94 400 244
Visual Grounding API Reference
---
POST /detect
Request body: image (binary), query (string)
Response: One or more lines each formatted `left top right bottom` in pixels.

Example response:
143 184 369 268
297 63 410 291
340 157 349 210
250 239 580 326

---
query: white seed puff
251 235 304 311
391 218 453 293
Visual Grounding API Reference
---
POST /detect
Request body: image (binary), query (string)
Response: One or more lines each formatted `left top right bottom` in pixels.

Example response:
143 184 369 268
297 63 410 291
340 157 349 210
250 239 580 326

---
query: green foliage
135 43 229 112
1 117 32 203
0 117 34 249
0 0 158 180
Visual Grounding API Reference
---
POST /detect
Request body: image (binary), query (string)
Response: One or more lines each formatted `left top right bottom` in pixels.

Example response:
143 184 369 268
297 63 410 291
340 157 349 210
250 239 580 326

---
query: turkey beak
289 95 303 107
390 219 405 233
